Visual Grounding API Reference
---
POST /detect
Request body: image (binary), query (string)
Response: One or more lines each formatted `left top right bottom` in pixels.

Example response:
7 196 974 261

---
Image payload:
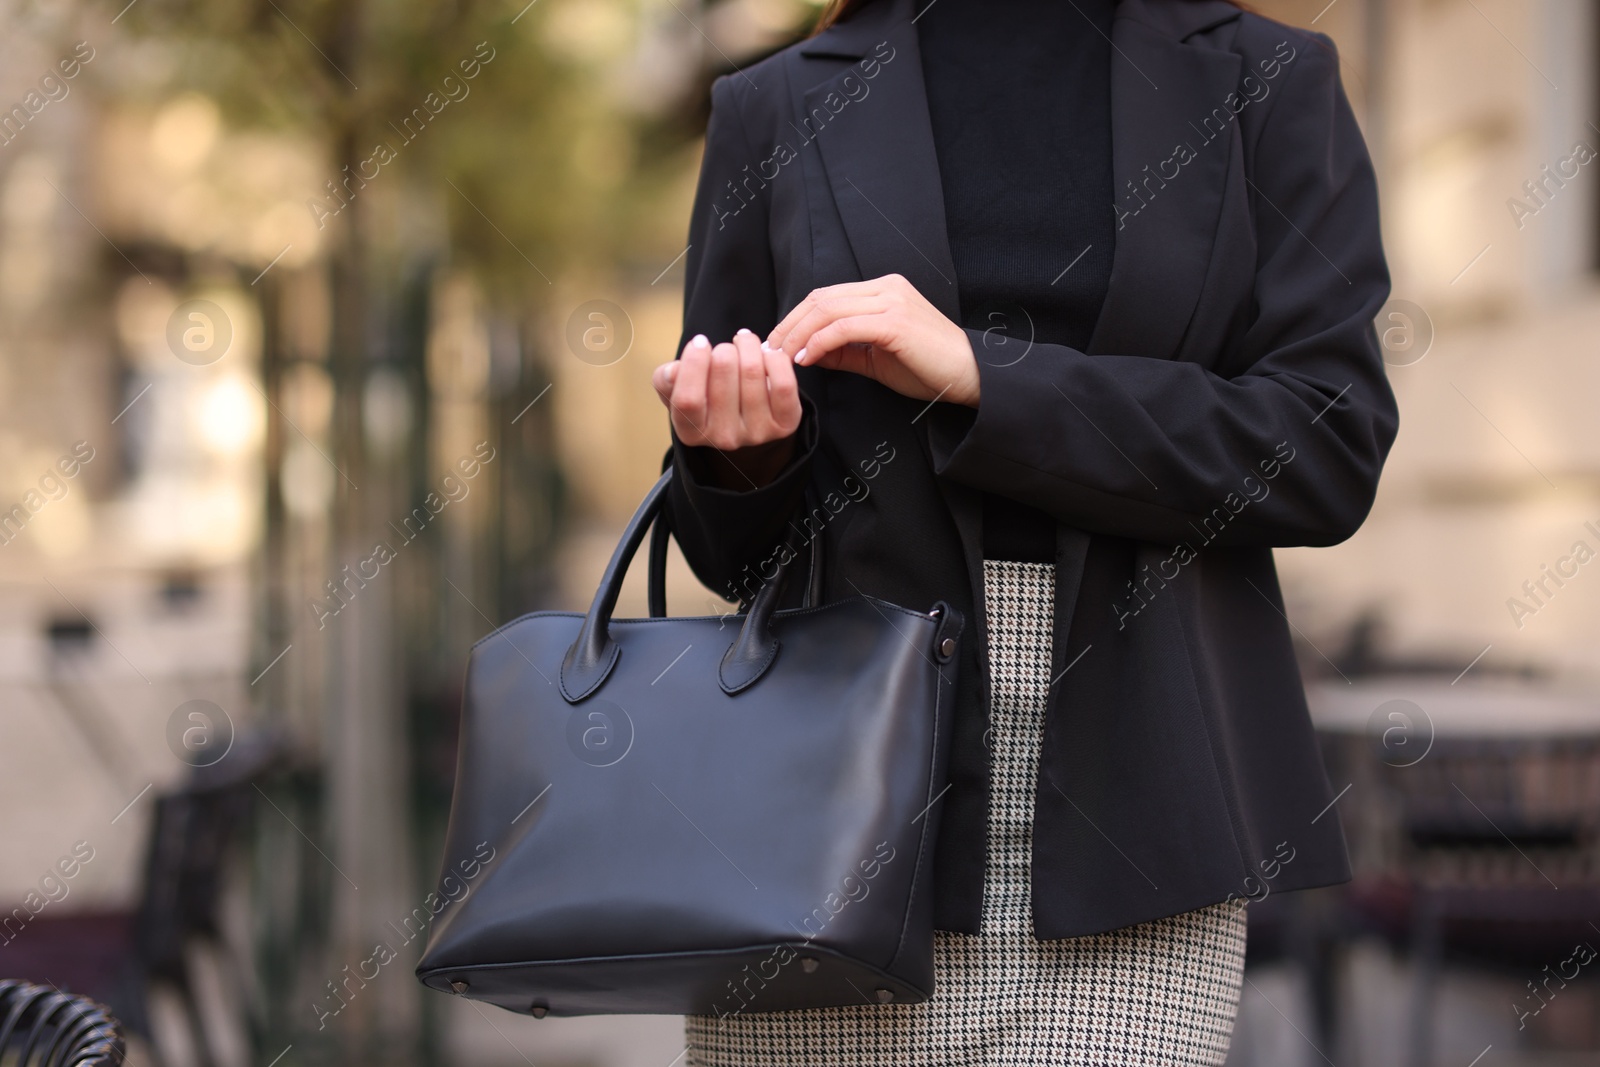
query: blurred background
0 0 1596 1064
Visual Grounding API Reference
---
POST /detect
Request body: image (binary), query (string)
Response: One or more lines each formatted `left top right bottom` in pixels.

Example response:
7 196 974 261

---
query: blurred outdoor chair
0 980 125 1066
129 730 293 1067
1380 734 1600 1066
3 729 296 1067
1311 678 1600 1065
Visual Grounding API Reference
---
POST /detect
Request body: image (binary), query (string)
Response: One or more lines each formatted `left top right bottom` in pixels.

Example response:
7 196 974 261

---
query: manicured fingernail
794 347 807 364
736 328 752 337
692 334 709 348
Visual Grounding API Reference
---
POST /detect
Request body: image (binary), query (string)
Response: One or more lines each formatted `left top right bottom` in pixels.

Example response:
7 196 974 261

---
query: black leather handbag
415 468 964 1016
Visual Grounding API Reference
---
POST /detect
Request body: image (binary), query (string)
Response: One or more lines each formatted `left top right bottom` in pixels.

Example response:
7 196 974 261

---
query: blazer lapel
800 0 1242 359
1054 0 1242 671
1086 0 1243 358
799 0 961 323
796 0 1244 655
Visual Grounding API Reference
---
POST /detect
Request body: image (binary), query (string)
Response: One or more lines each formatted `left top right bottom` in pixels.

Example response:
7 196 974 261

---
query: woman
652 0 1397 1061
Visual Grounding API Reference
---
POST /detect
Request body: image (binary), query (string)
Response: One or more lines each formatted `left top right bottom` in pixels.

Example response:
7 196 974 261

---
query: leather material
417 469 963 1016
717 558 784 694
646 513 670 618
559 474 672 703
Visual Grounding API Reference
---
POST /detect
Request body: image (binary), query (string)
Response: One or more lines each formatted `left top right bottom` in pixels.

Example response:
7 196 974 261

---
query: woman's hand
652 329 802 489
766 274 980 407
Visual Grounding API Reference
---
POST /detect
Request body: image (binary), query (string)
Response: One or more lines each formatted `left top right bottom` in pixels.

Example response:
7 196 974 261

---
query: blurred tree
105 0 709 1063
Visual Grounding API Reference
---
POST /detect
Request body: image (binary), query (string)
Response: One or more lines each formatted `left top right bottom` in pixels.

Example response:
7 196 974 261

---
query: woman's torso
668 0 1391 937
918 0 1118 563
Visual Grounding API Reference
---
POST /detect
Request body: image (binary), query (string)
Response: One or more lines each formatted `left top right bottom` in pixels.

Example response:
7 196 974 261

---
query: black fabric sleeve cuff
663 394 819 602
925 328 1021 485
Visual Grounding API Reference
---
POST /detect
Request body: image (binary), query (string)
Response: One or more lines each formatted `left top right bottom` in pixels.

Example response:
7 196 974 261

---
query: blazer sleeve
925 35 1399 549
663 74 819 601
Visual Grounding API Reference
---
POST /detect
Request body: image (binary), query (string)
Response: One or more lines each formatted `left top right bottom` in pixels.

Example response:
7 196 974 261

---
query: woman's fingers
651 360 680 406
798 341 875 377
669 334 712 444
795 315 894 366
702 339 742 447
761 340 803 434
767 279 883 351
777 296 890 361
755 273 978 406
734 329 769 433
667 330 802 449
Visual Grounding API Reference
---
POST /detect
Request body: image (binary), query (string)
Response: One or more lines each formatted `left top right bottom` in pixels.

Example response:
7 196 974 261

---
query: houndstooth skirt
685 560 1248 1067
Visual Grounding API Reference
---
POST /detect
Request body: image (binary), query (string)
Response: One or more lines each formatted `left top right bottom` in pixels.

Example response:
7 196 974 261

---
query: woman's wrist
692 433 798 491
951 336 982 408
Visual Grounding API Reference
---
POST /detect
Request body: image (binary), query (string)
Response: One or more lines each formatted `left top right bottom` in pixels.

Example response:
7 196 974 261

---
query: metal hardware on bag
931 599 961 663
449 979 469 994
801 957 819 973
530 1004 549 1018
875 988 894 1003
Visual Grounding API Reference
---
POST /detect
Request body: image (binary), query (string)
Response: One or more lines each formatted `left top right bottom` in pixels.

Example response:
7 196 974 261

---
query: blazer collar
801 0 1242 59
798 0 1244 359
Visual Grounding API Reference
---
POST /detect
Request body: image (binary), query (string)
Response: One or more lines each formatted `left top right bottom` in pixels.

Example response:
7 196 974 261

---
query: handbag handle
561 469 798 703
646 484 824 618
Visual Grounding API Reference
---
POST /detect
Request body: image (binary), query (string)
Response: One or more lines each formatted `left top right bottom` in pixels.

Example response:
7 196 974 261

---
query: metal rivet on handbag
415 468 964 1017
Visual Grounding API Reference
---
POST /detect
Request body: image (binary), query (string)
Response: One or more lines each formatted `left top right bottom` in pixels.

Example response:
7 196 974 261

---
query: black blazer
664 0 1399 939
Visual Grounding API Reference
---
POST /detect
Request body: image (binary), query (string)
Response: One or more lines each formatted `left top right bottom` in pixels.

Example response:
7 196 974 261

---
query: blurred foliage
113 0 704 304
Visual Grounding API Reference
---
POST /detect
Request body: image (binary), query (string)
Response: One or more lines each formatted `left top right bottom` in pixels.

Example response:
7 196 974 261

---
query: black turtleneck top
916 0 1117 563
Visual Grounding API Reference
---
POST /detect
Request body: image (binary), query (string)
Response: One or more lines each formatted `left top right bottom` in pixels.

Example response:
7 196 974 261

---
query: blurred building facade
1255 0 1600 686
